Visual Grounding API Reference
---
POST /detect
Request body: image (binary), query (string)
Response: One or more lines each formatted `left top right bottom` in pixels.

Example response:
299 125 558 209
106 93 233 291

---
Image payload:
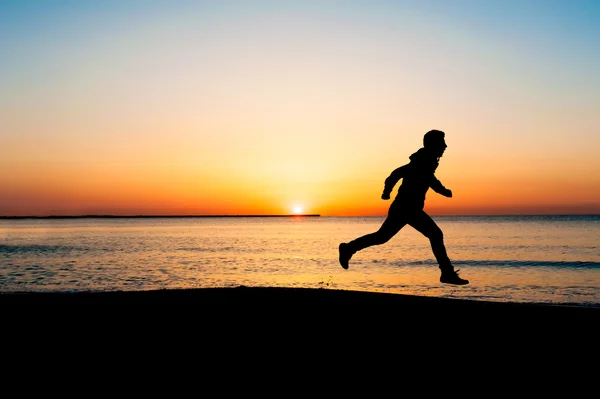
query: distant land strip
0 214 321 219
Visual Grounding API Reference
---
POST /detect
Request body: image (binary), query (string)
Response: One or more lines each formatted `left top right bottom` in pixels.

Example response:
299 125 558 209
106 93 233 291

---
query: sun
292 206 304 215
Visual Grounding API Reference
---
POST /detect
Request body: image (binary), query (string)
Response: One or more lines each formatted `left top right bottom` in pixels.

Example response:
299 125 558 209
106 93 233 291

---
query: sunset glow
2 1 600 217
293 206 304 215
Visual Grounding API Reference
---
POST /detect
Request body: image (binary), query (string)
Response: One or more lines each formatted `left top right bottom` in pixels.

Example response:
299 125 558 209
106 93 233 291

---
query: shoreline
4 287 597 343
2 285 597 312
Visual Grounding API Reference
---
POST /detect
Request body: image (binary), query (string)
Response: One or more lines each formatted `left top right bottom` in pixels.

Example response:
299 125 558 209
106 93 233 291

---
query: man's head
423 129 447 157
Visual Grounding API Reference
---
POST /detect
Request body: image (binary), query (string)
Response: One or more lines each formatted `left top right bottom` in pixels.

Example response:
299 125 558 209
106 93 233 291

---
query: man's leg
408 210 468 285
339 212 406 269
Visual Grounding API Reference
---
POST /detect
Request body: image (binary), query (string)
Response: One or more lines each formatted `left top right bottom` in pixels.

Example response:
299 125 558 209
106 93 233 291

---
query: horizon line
1 213 599 219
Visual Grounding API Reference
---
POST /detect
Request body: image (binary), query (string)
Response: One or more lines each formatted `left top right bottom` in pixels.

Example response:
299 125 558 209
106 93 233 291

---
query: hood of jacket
409 147 439 171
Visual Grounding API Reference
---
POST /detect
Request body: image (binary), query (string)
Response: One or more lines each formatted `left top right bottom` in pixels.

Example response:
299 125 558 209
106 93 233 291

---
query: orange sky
2 2 600 216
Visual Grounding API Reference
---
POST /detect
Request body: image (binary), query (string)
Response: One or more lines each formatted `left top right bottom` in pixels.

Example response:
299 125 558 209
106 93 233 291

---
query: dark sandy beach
3 286 598 361
2 286 597 322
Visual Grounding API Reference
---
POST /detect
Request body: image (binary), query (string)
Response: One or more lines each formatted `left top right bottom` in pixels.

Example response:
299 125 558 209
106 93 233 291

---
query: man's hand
381 192 390 200
443 189 453 198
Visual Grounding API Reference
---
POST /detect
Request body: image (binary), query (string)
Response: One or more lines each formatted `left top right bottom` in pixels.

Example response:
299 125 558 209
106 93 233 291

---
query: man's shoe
338 243 352 270
440 269 469 285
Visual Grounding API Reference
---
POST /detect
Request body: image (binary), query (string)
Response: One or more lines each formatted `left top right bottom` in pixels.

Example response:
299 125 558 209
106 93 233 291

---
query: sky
1 0 599 216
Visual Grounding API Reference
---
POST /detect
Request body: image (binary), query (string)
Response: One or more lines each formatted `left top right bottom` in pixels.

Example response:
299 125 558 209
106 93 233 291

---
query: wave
0 245 87 254
405 259 600 269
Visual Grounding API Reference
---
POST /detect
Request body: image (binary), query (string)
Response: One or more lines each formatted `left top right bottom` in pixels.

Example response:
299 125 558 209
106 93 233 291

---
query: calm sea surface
1 215 599 307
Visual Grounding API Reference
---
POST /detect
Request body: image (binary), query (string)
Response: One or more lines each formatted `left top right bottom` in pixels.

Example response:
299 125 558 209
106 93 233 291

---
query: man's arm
381 164 408 199
430 176 452 198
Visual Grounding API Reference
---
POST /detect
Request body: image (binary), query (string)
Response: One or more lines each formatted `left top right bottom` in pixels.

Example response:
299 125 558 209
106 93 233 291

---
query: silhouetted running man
338 130 469 285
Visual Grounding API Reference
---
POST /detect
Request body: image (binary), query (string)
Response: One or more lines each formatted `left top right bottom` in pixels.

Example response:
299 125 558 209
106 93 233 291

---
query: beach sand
3 286 597 361
1 285 596 320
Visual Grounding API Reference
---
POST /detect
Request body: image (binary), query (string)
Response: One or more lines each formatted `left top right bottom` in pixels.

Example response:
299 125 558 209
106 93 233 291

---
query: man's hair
423 130 445 148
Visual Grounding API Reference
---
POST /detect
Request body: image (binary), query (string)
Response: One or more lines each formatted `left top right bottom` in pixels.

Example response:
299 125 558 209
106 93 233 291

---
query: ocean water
1 215 599 307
